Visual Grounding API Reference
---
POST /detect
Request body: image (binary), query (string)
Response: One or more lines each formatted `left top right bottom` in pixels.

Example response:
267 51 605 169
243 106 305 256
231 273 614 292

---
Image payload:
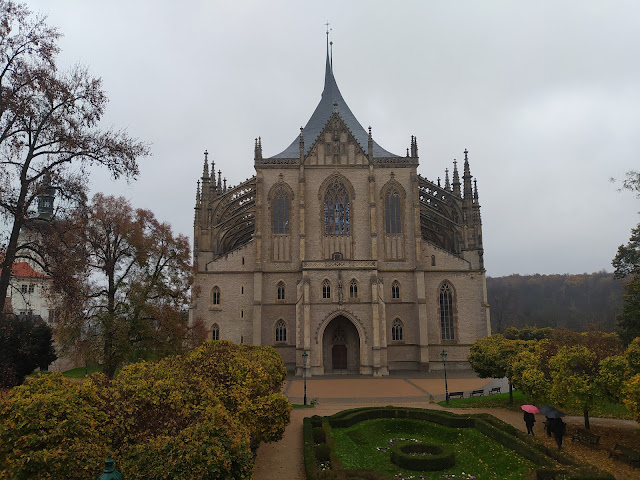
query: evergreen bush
390 441 455 471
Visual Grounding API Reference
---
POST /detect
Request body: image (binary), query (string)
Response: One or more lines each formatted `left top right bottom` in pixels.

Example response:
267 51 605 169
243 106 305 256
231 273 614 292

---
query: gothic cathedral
190 47 490 376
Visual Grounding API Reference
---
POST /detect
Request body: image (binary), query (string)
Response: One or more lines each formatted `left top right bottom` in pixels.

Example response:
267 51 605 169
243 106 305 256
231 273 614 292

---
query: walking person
523 411 536 435
550 418 566 449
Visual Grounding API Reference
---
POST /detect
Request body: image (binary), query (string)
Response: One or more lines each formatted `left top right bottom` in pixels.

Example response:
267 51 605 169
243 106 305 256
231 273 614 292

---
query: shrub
0 314 57 388
390 441 455 471
313 426 326 444
316 443 332 462
0 373 108 480
303 418 318 480
0 340 291 480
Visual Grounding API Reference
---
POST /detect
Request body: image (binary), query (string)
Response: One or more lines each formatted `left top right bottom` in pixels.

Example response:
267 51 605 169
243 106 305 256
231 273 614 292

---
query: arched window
277 281 285 300
322 280 331 299
275 320 287 342
323 179 350 235
212 286 220 305
272 187 290 234
439 282 455 341
385 187 402 234
349 279 358 298
391 281 400 300
212 323 220 341
431 255 436 266
391 318 404 341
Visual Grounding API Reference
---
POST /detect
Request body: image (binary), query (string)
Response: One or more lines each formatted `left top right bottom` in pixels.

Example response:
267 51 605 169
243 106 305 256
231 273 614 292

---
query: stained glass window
385 187 402 234
324 179 350 235
272 188 290 234
440 283 455 341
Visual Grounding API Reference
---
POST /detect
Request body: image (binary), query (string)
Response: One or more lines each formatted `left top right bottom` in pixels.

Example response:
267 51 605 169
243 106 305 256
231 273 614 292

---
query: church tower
191 37 489 376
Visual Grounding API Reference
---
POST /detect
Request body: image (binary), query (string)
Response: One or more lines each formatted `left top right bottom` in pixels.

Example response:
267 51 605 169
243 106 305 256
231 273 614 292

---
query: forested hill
487 272 624 333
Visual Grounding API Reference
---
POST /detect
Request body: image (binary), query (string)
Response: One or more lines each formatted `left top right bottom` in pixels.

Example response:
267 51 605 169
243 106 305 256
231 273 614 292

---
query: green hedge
318 469 388 479
390 441 455 471
326 406 475 429
316 443 331 462
303 418 318 480
313 426 326 444
474 417 553 467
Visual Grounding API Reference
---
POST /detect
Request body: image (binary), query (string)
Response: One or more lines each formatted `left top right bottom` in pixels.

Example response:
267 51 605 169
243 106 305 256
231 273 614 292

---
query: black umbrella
545 409 566 418
538 405 556 416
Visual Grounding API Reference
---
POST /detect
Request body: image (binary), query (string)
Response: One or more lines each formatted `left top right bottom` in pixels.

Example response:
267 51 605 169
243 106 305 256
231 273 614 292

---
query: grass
437 391 528 410
438 390 634 420
330 417 536 479
61 366 103 379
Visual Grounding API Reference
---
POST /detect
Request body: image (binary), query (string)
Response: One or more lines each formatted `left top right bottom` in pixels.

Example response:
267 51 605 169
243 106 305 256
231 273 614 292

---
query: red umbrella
521 405 540 414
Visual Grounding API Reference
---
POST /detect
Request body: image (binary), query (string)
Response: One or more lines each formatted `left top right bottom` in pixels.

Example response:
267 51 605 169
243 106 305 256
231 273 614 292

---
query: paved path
252 372 639 480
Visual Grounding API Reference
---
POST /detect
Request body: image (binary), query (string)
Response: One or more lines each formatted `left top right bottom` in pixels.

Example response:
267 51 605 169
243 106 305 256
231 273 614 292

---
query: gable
304 113 368 166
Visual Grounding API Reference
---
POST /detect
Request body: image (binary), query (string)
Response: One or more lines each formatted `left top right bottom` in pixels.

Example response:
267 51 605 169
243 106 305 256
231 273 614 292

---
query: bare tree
0 1 148 314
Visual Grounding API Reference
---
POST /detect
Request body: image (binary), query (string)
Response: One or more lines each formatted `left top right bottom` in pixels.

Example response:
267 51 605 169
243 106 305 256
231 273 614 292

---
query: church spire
452 160 461 196
270 32 397 159
410 135 418 157
299 126 304 161
202 150 210 180
463 148 473 202
444 168 450 191
254 137 263 162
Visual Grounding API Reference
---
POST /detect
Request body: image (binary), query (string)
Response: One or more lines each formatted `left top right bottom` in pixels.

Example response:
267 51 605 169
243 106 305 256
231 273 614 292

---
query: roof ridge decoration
270 41 398 159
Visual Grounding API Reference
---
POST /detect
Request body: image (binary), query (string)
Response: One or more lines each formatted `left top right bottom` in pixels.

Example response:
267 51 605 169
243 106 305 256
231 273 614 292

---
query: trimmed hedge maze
303 407 615 480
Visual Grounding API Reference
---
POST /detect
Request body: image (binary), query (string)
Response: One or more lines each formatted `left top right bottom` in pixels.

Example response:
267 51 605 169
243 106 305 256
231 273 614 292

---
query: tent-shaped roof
270 51 398 159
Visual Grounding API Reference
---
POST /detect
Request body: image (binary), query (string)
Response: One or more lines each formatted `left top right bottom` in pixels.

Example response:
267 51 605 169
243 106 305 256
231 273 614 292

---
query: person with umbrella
521 405 539 435
538 405 555 437
546 409 567 449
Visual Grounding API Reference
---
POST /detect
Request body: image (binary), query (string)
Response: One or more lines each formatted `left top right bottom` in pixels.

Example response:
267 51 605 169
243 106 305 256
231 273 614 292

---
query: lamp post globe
302 351 309 406
440 349 449 406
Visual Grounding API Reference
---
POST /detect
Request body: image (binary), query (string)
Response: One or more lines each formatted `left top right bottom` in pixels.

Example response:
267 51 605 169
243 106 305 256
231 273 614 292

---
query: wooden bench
570 428 600 448
609 443 640 468
448 391 464 399
469 389 484 397
488 387 501 395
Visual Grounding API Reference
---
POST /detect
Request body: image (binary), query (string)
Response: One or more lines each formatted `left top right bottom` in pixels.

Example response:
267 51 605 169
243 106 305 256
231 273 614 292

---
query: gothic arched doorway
322 315 360 373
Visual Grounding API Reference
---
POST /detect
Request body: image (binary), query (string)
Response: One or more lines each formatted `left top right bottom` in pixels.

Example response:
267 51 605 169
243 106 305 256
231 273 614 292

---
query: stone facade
190 50 490 376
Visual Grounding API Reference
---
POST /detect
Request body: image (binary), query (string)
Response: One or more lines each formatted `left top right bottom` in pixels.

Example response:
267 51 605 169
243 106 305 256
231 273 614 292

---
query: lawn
330 417 536 479
61 365 103 378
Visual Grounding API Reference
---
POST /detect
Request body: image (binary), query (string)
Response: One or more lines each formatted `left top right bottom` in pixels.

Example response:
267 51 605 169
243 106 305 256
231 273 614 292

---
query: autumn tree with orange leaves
50 194 198 378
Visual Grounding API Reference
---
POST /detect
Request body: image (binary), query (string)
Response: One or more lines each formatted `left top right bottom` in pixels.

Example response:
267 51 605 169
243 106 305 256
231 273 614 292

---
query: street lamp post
440 349 449 405
302 351 309 406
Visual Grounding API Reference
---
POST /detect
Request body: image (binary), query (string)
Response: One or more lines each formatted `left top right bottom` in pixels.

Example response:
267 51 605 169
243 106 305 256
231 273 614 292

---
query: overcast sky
20 0 640 277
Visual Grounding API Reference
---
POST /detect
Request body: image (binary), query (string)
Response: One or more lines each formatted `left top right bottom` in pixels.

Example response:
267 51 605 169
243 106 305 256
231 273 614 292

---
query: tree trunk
509 382 514 404
0 208 26 314
583 406 590 430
